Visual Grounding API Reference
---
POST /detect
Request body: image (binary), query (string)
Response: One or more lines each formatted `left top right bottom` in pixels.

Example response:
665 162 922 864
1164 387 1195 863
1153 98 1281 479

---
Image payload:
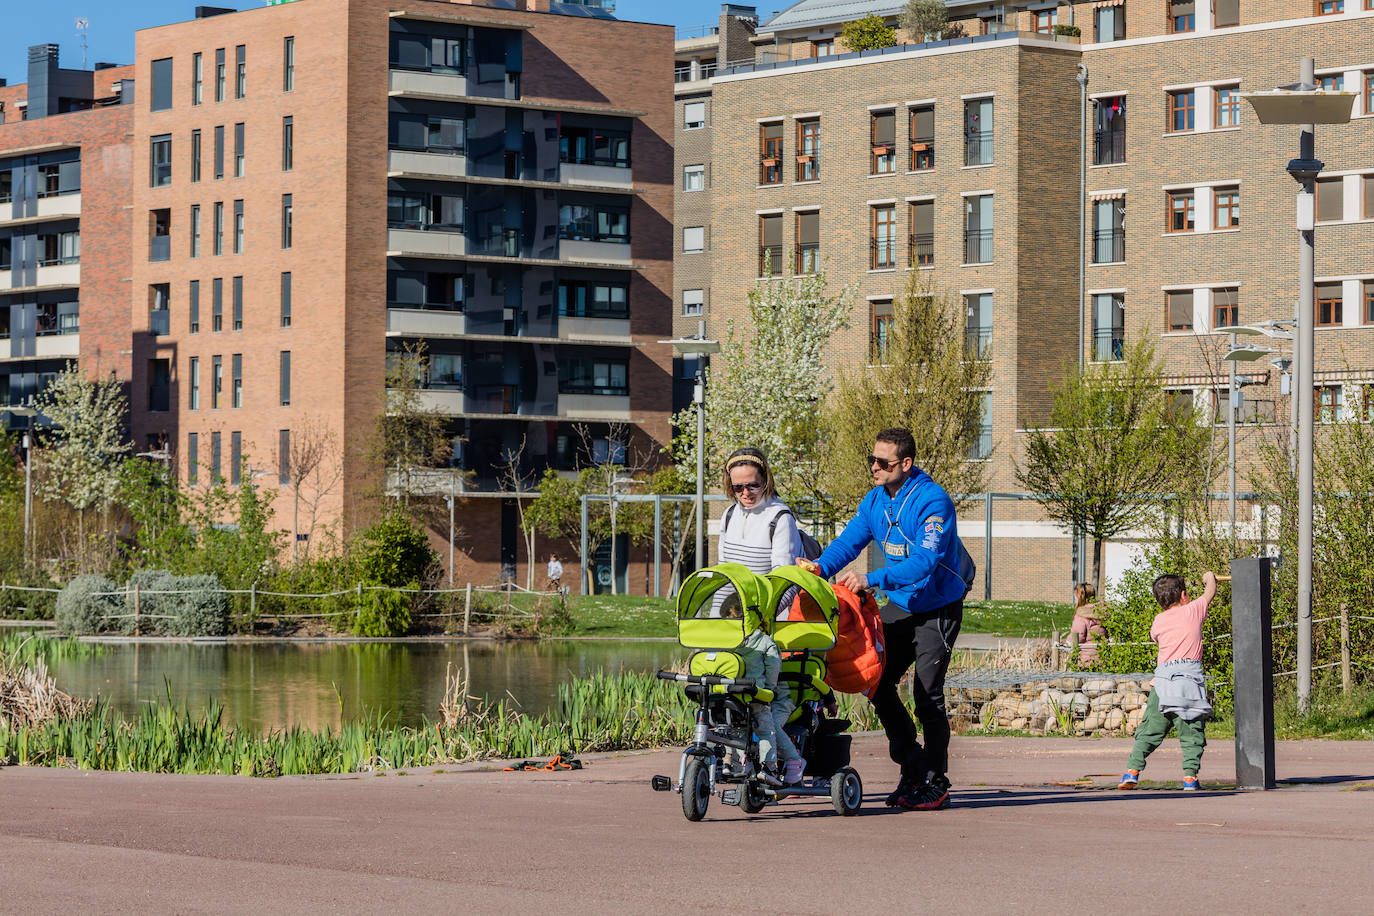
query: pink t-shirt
1150 595 1209 664
1070 613 1106 663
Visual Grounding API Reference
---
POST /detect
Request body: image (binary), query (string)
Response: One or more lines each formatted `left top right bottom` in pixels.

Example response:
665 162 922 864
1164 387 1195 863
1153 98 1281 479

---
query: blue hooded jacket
816 468 966 616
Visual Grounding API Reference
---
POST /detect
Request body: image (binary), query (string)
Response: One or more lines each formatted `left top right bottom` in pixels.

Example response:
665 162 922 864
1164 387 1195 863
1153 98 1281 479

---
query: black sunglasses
731 482 763 494
868 455 900 470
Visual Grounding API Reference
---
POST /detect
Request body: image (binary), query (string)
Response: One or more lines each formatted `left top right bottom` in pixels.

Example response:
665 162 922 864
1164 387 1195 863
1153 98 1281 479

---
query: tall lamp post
1243 63 1354 713
1075 63 1089 586
7 404 39 565
1218 321 1293 548
661 320 720 575
607 475 636 596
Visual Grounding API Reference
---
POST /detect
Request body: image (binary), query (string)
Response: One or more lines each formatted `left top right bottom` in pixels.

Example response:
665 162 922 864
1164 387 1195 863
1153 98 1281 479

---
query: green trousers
1127 689 1208 777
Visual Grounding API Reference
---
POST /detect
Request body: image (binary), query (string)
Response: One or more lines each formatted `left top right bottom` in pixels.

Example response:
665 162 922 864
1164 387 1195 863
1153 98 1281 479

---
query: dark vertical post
1231 557 1275 789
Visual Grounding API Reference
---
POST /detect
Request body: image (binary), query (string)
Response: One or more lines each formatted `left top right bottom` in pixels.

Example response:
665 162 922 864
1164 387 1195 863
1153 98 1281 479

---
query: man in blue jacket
813 427 965 811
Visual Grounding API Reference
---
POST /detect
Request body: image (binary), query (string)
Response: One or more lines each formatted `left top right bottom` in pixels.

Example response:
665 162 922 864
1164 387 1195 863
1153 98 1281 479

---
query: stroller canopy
766 566 839 652
675 563 772 649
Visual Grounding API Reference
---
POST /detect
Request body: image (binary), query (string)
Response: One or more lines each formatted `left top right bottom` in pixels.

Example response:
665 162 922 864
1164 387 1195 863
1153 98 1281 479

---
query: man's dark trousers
871 599 963 779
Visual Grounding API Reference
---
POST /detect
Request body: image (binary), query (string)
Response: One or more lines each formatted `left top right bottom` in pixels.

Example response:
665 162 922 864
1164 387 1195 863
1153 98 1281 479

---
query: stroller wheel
830 766 862 816
740 781 769 814
682 758 711 822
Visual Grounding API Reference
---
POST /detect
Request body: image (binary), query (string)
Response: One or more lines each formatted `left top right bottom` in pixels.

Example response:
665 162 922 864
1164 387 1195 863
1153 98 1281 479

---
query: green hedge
129 569 229 637
55 575 125 635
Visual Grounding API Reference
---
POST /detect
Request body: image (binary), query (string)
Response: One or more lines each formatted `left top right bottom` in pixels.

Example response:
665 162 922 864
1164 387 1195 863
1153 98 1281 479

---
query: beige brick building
675 0 1374 600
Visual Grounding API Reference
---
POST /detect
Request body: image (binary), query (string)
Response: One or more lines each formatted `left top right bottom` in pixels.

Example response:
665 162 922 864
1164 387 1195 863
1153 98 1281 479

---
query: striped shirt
717 497 802 576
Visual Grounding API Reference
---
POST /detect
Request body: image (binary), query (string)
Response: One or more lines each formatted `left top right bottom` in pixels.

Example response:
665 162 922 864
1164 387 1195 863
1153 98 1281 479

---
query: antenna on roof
76 18 90 69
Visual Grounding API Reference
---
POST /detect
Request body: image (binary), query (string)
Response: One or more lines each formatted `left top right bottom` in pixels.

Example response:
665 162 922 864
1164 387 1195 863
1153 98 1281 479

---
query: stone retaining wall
946 675 1152 736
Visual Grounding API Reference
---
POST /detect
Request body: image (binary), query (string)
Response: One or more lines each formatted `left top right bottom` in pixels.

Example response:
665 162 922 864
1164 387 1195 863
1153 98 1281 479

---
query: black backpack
722 504 823 561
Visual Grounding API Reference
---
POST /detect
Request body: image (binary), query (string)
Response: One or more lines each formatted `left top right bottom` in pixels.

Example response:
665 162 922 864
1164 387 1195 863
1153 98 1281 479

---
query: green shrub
127 569 229 637
349 585 414 637
0 567 59 620
128 569 175 633
55 575 125 635
1051 23 1081 36
357 513 438 587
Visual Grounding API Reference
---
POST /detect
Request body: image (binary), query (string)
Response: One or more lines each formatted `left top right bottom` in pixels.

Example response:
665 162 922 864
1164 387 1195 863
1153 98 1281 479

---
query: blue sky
2 0 761 86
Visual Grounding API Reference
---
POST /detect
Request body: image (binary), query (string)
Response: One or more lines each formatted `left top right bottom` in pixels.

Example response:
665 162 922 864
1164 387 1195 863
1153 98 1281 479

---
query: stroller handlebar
656 669 759 694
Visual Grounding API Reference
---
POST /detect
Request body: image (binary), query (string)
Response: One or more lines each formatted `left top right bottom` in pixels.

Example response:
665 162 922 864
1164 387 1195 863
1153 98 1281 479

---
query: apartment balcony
386 307 467 338
908 232 934 267
0 193 82 227
963 229 993 266
559 316 631 342
1093 229 1125 264
149 310 170 337
1093 129 1126 167
388 387 466 415
964 131 994 167
558 239 633 266
869 238 898 271
560 162 633 189
0 262 80 293
388 148 467 179
388 68 471 99
557 393 631 420
387 227 467 258
0 332 80 361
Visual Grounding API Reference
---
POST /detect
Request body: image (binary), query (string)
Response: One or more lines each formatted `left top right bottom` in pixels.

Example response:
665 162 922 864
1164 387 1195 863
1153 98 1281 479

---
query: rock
1081 678 1117 696
1104 709 1125 731
1065 692 1090 714
1090 692 1120 709
1081 715 1103 732
1055 677 1080 691
967 688 995 702
1010 717 1028 731
1120 692 1145 712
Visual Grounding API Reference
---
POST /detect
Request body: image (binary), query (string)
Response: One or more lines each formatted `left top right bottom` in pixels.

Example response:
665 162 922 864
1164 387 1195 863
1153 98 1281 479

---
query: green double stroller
652 563 863 820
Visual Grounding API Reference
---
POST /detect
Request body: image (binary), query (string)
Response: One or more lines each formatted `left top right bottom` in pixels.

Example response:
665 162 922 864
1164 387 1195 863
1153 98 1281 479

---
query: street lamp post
1075 63 1089 586
1243 61 1354 713
608 475 636 596
660 320 720 576
7 403 39 564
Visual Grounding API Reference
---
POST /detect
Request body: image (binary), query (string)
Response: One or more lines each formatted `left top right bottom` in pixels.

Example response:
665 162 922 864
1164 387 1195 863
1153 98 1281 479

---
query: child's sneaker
1181 775 1199 791
1117 769 1140 789
783 758 805 784
758 764 784 788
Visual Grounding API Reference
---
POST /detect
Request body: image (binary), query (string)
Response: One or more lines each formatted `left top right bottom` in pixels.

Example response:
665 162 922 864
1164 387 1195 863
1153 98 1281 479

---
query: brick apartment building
677 0 1374 599
1 0 675 592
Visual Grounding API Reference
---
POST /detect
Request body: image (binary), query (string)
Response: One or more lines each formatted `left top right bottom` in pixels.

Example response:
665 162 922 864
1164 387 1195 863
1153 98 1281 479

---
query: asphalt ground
2 734 1371 915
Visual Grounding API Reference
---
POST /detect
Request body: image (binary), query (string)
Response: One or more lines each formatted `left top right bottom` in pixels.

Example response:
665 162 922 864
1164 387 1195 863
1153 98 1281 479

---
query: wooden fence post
1340 603 1351 695
132 584 141 636
1051 629 1060 670
463 582 472 635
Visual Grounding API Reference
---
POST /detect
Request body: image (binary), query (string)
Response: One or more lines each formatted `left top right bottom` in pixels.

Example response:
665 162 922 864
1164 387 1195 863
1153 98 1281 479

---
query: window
190 205 201 257
1167 190 1195 232
1167 290 1194 332
283 37 295 92
279 429 291 484
797 118 819 180
870 204 897 269
231 354 242 408
1095 4 1125 42
1215 0 1240 27
188 432 199 485
212 277 223 331
231 431 242 485
1093 197 1126 263
192 52 203 106
233 200 244 254
559 357 629 396
683 101 705 130
235 45 246 99
683 164 705 191
1316 177 1343 222
1168 90 1195 132
213 201 224 255
1315 385 1343 422
1318 73 1343 91
1316 282 1343 326
232 276 243 330
909 105 934 170
683 226 705 253
191 129 202 182
149 283 171 337
871 110 896 174
558 280 629 318
558 126 630 168
1366 279 1374 324
214 125 225 179
965 293 992 358
189 357 200 409
151 134 172 187
1034 9 1057 32
282 117 293 170
811 38 834 57
151 58 173 111
982 15 1010 34
388 191 463 231
1367 72 1374 119
909 199 934 267
149 209 171 262
35 161 80 198
279 351 291 406
872 299 893 362
1215 86 1241 128
148 359 171 414
1213 287 1239 328
964 194 993 264
968 392 993 460
1318 0 1345 13
682 288 704 317
209 431 222 483
281 272 292 327
389 112 466 154
234 123 245 177
558 203 629 243
212 355 223 408
281 194 293 248
759 122 783 185
796 210 820 274
190 279 200 332
1169 0 1196 32
215 48 226 102
759 213 782 275
1214 186 1240 229
39 230 80 265
1093 294 1125 360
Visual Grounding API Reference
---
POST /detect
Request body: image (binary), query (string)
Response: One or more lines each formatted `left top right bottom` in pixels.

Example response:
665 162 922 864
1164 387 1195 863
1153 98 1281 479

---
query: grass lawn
958 600 1075 638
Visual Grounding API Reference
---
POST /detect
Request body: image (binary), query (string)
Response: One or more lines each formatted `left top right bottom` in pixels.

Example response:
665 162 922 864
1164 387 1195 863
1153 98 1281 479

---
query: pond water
47 640 685 733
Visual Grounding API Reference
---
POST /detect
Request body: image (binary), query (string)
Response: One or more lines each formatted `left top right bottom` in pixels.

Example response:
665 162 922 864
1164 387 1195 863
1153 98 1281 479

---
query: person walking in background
1070 582 1107 665
546 555 564 593
1118 571 1218 791
806 428 967 811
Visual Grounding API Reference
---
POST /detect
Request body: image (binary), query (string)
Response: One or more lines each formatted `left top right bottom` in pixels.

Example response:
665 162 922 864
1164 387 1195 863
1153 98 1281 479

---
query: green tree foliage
356 511 439 588
823 276 993 516
378 342 453 504
1016 340 1215 593
840 13 899 51
900 0 966 41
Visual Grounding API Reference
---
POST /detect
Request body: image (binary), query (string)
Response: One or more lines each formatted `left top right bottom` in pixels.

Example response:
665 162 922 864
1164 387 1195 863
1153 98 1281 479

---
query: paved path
2 735 1371 914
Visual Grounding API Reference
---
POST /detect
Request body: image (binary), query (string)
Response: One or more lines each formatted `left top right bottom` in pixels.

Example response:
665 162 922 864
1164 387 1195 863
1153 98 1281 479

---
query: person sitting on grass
1119 570 1218 792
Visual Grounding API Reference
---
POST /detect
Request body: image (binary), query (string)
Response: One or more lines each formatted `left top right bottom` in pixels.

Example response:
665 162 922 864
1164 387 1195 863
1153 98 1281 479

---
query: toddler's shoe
1181 775 1200 791
758 764 784 788
783 758 805 784
1117 769 1140 789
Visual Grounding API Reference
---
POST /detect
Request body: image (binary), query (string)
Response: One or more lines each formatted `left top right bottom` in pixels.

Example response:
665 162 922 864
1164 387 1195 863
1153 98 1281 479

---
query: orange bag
822 585 885 696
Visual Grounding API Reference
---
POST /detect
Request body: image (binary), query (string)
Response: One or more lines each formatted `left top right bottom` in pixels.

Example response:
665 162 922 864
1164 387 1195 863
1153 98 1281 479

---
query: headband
726 454 765 472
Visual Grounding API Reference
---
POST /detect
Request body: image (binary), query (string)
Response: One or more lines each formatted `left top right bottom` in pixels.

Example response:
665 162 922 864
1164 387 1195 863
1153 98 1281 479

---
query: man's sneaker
1118 769 1140 789
885 774 919 807
1181 775 1199 791
783 758 806 784
897 774 951 811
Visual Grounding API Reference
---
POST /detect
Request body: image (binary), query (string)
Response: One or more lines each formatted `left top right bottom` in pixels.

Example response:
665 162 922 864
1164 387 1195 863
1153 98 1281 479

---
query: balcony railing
1093 331 1125 362
963 228 993 265
150 310 170 336
38 255 80 267
964 326 992 359
674 62 718 82
909 232 934 267
870 237 897 270
675 24 720 40
870 144 896 174
910 139 934 171
1093 228 1125 264
964 130 994 166
149 236 171 262
795 243 819 275
1093 128 1126 166
796 152 819 181
759 157 782 185
759 244 782 276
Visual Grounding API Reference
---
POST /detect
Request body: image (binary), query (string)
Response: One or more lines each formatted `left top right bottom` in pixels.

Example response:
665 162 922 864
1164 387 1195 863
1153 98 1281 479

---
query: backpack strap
768 508 793 540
